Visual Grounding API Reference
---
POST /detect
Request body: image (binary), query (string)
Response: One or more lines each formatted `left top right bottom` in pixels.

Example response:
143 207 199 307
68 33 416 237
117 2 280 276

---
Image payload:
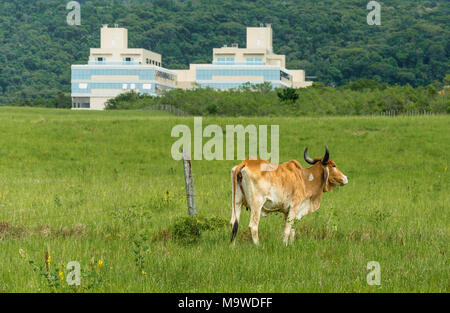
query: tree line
105 77 449 115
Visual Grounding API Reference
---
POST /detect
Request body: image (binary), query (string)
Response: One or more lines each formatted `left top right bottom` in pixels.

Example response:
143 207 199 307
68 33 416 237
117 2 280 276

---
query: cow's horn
304 148 316 165
321 145 330 165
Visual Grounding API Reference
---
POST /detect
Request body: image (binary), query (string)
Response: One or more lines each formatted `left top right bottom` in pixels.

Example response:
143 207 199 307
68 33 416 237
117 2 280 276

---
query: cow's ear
322 167 330 192
323 166 329 184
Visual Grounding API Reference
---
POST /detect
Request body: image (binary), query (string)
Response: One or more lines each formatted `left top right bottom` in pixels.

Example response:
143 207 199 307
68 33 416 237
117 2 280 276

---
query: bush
6 92 72 108
342 79 387 91
170 216 227 244
277 87 299 102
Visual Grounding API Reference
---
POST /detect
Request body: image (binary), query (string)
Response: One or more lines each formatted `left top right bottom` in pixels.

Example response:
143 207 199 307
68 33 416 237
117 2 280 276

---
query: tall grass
0 107 448 292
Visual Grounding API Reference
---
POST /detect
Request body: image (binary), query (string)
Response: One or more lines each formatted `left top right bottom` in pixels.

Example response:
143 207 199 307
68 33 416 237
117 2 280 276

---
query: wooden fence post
182 149 197 217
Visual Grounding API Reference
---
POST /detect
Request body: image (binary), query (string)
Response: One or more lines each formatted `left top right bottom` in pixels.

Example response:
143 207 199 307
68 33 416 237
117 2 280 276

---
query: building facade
71 25 177 110
71 24 312 110
174 24 312 90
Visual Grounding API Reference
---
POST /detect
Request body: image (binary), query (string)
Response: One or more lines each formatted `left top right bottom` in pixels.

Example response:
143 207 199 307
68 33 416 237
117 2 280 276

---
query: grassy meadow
0 106 448 292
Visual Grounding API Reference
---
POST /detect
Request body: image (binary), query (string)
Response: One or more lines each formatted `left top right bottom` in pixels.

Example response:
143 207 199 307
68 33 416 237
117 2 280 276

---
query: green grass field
0 107 448 292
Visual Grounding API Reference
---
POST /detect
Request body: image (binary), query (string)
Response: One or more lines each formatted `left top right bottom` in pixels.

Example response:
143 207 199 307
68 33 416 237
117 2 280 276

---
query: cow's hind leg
248 197 265 245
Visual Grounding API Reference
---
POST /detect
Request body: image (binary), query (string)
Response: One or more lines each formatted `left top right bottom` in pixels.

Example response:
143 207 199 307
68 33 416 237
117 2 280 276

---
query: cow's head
304 145 348 192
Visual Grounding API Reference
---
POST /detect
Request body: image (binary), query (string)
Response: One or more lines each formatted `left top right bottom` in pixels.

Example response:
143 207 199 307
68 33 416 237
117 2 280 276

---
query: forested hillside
0 0 448 103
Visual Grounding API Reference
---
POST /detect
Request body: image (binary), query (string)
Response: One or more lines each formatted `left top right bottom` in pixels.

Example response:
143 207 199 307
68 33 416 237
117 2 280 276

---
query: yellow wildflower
97 259 103 270
58 271 64 280
141 270 146 276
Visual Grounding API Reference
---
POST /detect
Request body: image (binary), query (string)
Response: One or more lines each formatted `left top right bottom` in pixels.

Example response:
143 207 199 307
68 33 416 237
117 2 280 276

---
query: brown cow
230 146 348 245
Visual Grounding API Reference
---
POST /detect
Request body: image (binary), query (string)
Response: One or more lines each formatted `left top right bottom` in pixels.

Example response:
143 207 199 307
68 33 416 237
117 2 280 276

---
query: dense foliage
0 0 449 104
105 78 449 115
7 92 72 109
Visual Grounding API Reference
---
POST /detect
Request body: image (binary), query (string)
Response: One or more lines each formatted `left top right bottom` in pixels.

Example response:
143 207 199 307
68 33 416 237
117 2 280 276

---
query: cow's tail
230 162 246 243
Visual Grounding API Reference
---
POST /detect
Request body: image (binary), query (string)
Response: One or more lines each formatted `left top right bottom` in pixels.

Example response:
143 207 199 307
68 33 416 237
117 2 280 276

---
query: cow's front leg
248 198 264 245
289 228 296 244
283 209 296 246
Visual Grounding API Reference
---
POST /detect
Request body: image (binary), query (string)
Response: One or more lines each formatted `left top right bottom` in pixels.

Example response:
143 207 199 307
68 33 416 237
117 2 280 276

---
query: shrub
170 216 227 244
277 87 299 102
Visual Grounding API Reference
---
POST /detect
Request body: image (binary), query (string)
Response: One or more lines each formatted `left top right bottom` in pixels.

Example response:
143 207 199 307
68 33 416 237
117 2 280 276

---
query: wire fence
367 110 444 117
143 104 445 117
142 104 190 116
1 209 110 223
0 191 422 225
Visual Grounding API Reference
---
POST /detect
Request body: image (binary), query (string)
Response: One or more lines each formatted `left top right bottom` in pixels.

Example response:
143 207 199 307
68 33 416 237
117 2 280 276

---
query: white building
71 24 312 110
71 25 177 110
174 24 313 90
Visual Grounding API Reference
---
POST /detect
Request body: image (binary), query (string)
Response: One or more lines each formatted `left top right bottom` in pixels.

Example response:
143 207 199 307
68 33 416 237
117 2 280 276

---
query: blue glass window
215 57 235 64
246 57 263 64
71 68 156 81
196 68 280 81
